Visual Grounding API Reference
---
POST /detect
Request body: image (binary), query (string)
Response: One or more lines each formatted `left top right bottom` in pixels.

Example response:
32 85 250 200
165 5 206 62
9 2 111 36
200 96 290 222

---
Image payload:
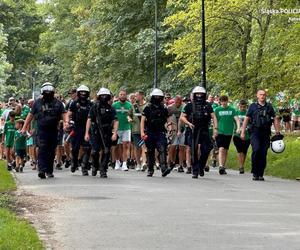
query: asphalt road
15 166 300 250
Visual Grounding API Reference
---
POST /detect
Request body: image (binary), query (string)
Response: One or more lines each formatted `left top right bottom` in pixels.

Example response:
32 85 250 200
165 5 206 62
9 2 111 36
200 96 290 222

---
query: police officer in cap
66 84 92 175
180 86 218 178
140 88 172 177
85 88 118 178
22 82 66 179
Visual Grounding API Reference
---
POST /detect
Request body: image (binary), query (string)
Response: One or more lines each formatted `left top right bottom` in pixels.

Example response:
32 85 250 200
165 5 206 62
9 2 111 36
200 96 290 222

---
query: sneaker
204 166 210 172
7 163 12 171
192 174 198 179
56 163 63 170
82 170 89 176
219 166 227 175
46 173 54 178
38 171 46 179
162 167 172 177
178 166 184 173
115 160 121 170
65 160 71 168
71 164 77 173
91 167 97 176
252 175 259 181
121 162 128 171
135 164 141 171
186 167 192 174
258 176 265 181
239 167 245 174
141 164 147 172
15 167 20 172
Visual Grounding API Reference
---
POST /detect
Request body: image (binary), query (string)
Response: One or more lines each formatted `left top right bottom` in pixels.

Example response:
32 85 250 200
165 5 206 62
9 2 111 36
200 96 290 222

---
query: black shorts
279 109 291 122
233 136 250 154
216 134 232 150
15 149 26 158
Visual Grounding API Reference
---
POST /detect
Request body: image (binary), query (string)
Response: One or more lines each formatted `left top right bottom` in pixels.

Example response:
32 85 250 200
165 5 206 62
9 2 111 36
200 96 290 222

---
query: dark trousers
188 129 212 176
145 132 167 173
90 133 111 174
250 130 270 177
71 128 90 169
37 129 58 174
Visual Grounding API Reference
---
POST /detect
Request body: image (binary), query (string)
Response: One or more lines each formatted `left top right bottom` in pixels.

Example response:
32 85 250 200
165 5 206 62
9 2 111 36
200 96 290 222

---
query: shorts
117 130 131 144
291 114 300 122
278 109 291 122
171 132 185 146
132 133 142 147
233 136 250 154
216 134 232 150
15 149 26 158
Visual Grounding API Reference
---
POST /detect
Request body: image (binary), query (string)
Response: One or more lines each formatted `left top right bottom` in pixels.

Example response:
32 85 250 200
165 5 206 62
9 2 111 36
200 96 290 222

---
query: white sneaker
122 162 128 171
115 160 121 170
135 164 141 171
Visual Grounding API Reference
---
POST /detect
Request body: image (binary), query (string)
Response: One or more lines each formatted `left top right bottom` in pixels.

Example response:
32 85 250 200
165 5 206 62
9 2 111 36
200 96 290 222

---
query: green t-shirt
14 130 27 150
4 121 16 147
21 105 30 120
112 101 132 131
215 106 236 136
212 103 219 111
234 110 250 140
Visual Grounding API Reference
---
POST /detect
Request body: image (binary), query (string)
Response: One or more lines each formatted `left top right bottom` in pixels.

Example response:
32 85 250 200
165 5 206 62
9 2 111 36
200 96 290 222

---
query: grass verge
226 134 300 180
0 161 44 249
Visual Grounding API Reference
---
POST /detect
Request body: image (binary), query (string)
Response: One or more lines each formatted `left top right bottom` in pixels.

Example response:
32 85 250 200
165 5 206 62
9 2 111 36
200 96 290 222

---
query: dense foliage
0 0 299 99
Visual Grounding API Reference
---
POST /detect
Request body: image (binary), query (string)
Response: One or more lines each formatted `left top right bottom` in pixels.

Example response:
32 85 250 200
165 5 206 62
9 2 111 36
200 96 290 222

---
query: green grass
226 134 300 180
0 161 44 250
0 162 16 193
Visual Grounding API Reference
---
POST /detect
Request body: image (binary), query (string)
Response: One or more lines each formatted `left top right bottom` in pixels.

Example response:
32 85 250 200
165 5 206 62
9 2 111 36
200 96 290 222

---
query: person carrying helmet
22 82 67 179
140 88 172 177
85 88 118 178
180 86 218 178
66 84 93 175
241 90 281 181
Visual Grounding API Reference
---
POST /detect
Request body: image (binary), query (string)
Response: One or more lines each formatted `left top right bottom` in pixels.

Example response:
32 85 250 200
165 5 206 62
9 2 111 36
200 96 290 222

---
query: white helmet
97 87 111 96
77 85 90 92
270 134 285 154
40 82 55 94
150 88 164 97
192 86 206 94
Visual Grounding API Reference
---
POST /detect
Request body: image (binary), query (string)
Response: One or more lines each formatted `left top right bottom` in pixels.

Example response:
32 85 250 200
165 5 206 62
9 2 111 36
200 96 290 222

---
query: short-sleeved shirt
234 110 250 140
142 104 169 133
31 98 65 130
112 101 132 131
215 105 237 136
88 103 117 133
246 102 275 133
21 105 30 120
14 130 27 150
168 104 184 131
182 102 213 130
69 100 92 128
129 102 147 134
4 120 15 147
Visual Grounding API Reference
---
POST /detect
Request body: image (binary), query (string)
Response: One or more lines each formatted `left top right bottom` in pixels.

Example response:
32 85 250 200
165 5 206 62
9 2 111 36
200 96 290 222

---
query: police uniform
142 100 171 177
69 99 92 174
183 101 213 177
31 97 65 176
246 102 276 179
88 101 117 177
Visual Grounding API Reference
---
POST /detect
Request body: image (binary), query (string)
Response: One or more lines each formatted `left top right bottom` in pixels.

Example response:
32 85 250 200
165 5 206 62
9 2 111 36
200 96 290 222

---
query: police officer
140 88 172 177
84 88 118 178
180 87 218 178
241 90 280 181
22 82 66 179
66 85 92 175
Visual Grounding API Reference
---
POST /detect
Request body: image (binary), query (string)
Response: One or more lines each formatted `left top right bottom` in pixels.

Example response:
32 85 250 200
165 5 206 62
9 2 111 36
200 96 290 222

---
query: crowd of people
0 83 298 180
